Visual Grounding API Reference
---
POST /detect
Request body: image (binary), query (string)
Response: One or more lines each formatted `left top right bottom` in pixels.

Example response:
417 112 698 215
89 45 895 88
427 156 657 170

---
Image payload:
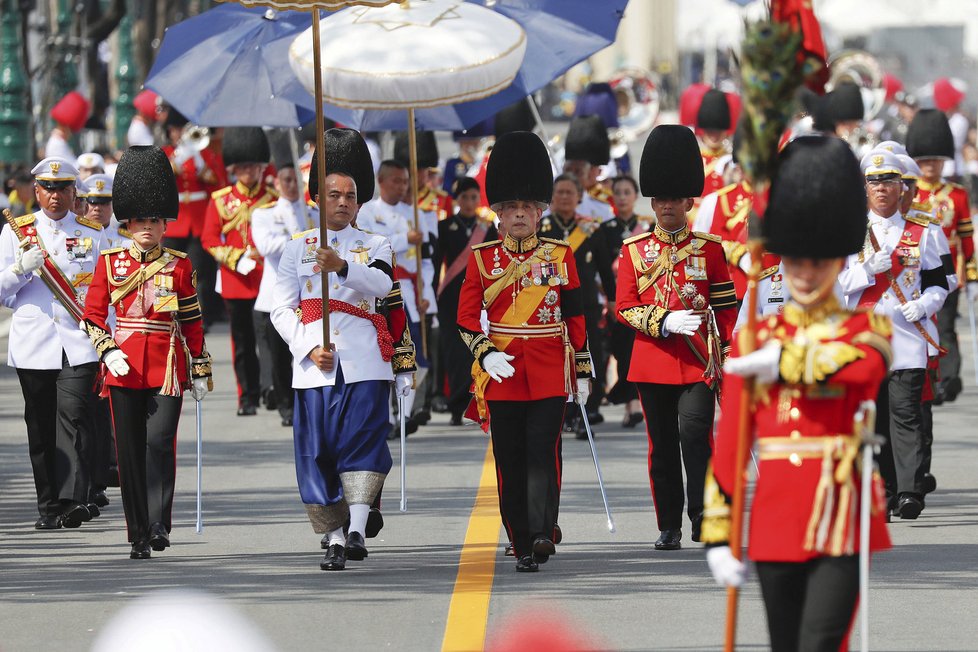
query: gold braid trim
779 340 866 385
392 321 417 373
84 319 119 359
721 240 748 267
206 244 246 270
460 331 498 361
701 464 732 545
575 351 592 377
618 305 668 338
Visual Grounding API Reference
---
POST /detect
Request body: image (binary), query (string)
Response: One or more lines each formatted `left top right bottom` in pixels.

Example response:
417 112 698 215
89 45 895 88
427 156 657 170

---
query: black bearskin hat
826 82 865 122
494 100 536 137
113 146 179 222
564 115 610 166
696 89 731 131
906 109 955 160
452 176 480 198
639 125 704 198
163 107 189 130
393 130 439 170
763 135 867 258
221 127 270 166
485 131 552 208
309 128 375 205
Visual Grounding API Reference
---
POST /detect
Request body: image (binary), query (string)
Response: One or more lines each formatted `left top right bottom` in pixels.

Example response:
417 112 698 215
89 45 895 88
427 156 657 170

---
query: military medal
693 294 707 310
536 307 553 323
152 274 178 312
903 270 915 288
306 280 313 292
545 289 558 306
680 282 697 301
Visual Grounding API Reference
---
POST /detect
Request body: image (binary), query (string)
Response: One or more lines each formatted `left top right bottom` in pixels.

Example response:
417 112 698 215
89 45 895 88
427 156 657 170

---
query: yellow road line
441 440 500 652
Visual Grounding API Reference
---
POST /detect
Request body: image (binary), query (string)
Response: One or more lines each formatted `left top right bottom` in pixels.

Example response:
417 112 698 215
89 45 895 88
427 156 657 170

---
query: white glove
394 373 413 398
576 378 591 405
191 377 210 401
899 299 926 322
103 349 130 378
192 150 206 171
864 250 892 275
13 246 45 276
172 143 192 166
967 282 978 303
706 546 747 588
723 340 782 383
663 309 702 336
236 255 257 275
483 351 515 383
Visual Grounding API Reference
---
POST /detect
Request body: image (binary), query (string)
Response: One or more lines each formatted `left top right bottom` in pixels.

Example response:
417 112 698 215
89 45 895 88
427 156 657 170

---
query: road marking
441 440 500 652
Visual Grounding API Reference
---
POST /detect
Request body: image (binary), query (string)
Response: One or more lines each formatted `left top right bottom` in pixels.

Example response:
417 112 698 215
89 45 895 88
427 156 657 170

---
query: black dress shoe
532 537 555 564
413 408 431 426
35 515 61 530
587 410 604 425
237 403 258 416
281 415 293 427
320 543 346 570
943 377 963 403
622 412 644 428
345 531 368 560
921 473 937 495
60 504 89 529
85 503 100 519
130 541 152 559
320 533 331 550
431 395 449 413
654 529 682 550
149 522 171 551
515 555 539 572
365 507 384 538
553 524 563 545
898 494 924 520
504 543 515 556
450 413 463 426
691 514 703 543
563 414 578 433
93 490 110 508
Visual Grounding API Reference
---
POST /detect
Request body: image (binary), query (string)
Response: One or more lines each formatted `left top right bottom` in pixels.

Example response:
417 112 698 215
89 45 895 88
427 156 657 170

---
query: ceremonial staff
724 3 827 647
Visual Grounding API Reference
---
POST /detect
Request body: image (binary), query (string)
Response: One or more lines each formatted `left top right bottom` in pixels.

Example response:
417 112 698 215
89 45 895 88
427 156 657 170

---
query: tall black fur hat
696 89 731 131
393 130 439 169
639 125 704 198
826 82 865 122
222 127 270 166
163 107 188 130
494 100 536 137
309 128 375 205
906 109 955 160
564 115 610 166
113 146 179 222
485 131 552 208
763 135 867 258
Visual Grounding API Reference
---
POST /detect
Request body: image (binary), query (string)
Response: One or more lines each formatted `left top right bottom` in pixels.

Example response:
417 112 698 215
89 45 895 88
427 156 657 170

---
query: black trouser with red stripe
487 397 566 558
637 381 715 532
226 298 261 408
108 387 182 543
756 556 860 652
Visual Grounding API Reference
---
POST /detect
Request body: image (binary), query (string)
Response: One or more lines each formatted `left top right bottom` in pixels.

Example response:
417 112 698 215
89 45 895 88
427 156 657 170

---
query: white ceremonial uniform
252 197 318 313
0 211 105 368
838 210 948 370
578 192 615 223
101 217 132 250
357 198 436 321
734 256 848 330
271 225 394 389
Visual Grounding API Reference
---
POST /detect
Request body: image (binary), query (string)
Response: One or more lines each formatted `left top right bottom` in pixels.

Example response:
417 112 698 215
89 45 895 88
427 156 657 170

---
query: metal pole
311 9 330 348
406 108 427 357
195 398 203 534
859 440 872 652
577 402 615 533
399 395 407 512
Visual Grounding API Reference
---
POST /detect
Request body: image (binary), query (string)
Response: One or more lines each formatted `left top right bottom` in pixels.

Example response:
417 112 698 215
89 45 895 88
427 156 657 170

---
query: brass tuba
826 50 886 155
179 124 211 152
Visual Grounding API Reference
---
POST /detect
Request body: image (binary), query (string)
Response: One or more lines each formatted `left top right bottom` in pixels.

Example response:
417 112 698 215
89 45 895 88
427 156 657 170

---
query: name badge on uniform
302 237 318 264
896 245 920 269
685 256 708 280
153 274 178 312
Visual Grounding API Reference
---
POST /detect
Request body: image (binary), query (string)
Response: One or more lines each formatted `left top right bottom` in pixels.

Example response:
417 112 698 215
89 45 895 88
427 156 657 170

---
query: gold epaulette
211 186 233 200
118 227 133 239
254 199 277 210
472 239 500 250
693 231 722 243
911 201 932 212
623 231 652 245
539 236 569 246
100 247 125 256
75 215 103 231
164 247 188 259
292 228 317 240
948 181 967 191
14 214 35 228
904 213 931 227
759 264 781 281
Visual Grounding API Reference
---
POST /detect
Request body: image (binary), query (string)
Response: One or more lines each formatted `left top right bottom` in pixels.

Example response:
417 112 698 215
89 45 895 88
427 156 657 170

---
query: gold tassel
158 324 181 398
803 440 834 551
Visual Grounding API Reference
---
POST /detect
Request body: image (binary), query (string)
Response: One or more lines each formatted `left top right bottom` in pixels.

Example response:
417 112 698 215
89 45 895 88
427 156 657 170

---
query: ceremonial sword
195 398 204 534
399 396 407 512
577 401 616 533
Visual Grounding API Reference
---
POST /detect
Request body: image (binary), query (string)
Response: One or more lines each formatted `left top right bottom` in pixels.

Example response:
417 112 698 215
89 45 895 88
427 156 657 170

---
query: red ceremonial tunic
83 243 207 390
914 179 976 283
457 234 590 402
161 144 225 239
418 185 454 221
615 224 737 387
200 181 278 300
703 181 755 300
708 300 893 562
699 144 730 201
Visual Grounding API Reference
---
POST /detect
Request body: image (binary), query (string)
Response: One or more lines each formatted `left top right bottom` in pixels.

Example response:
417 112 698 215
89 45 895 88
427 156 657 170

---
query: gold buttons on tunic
789 453 802 467
789 407 801 420
790 430 802 439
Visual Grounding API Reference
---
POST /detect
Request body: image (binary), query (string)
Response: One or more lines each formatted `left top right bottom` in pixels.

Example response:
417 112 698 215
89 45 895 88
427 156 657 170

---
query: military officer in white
83 173 131 250
272 164 414 571
838 149 948 520
0 157 106 529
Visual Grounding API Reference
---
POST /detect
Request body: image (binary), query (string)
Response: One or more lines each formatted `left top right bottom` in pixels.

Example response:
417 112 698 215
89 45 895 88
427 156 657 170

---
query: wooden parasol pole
406 108 427 357
311 8 330 347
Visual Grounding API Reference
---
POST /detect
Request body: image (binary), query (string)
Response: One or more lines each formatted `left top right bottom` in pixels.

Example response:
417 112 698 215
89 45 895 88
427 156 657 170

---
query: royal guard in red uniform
457 131 592 573
695 89 735 208
703 136 892 652
563 115 616 223
907 109 978 403
83 146 213 559
615 125 737 551
201 127 278 415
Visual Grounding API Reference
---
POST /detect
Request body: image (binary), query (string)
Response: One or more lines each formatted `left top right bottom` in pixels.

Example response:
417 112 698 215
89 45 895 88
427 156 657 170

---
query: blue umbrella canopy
145 4 316 127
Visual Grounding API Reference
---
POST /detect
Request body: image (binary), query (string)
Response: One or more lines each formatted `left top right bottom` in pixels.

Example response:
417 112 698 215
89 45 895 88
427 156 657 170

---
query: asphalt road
0 317 977 651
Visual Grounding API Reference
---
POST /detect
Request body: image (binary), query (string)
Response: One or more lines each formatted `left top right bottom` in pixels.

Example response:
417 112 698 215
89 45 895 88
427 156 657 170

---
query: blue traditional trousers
293 366 392 533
